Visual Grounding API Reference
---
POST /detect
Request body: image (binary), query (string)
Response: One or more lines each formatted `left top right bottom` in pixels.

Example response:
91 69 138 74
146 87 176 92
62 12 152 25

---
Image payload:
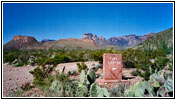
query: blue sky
3 3 173 44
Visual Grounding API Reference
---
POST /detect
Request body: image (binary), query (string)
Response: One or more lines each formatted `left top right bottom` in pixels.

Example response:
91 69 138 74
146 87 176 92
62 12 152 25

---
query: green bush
29 65 56 86
90 50 105 64
122 48 137 68
77 62 88 73
29 66 45 86
90 48 120 64
3 51 19 64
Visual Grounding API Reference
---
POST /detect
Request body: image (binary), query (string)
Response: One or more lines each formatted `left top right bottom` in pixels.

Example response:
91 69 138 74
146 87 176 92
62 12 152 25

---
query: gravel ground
3 64 35 97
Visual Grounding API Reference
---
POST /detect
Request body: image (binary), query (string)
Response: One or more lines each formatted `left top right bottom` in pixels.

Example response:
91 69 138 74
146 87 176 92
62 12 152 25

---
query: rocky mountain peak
82 33 94 39
99 36 105 40
12 35 37 42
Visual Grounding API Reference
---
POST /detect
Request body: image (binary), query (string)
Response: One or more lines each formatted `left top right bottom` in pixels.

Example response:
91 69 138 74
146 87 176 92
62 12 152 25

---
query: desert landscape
2 2 173 98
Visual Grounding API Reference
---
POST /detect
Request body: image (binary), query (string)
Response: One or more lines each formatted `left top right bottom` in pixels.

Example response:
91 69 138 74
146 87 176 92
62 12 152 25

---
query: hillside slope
138 28 173 54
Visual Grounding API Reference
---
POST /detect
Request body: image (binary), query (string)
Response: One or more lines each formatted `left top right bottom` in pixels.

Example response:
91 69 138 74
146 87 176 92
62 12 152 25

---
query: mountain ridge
82 32 155 47
5 28 173 50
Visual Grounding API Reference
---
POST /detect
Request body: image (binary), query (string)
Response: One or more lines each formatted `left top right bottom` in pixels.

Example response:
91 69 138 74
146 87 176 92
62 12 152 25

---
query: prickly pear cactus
80 70 86 84
124 81 155 97
164 78 173 92
89 83 100 97
129 82 145 97
143 81 156 97
77 84 88 97
102 88 110 97
125 70 173 97
78 69 109 97
150 72 164 84
89 83 109 97
87 70 96 84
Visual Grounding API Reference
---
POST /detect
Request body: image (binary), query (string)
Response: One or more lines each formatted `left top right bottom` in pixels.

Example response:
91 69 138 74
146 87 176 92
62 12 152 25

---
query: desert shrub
90 49 107 64
11 59 24 67
121 47 170 80
135 55 169 80
8 89 25 97
130 70 138 76
77 62 88 73
20 82 32 91
53 54 70 63
28 56 37 66
29 65 56 86
90 48 118 64
122 48 137 68
3 51 19 63
68 50 85 62
90 48 123 64
3 49 96 67
29 66 45 86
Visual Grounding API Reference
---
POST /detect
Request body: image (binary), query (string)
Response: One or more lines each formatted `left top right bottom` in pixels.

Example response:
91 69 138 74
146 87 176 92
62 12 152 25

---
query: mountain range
82 33 154 47
4 30 165 50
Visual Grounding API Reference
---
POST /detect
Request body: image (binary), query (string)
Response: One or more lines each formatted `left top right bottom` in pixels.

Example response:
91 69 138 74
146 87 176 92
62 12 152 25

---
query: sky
3 3 173 44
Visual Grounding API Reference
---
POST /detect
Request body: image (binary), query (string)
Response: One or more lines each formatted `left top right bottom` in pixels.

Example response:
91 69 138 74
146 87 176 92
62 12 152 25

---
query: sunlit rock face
83 33 154 47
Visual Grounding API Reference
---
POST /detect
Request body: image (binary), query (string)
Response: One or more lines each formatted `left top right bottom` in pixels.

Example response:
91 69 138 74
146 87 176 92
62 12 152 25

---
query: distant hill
3 36 46 50
138 28 173 54
41 39 55 43
43 38 98 50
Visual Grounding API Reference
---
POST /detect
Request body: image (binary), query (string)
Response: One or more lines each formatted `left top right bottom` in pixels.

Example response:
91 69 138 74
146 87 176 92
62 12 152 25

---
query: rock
96 68 103 75
95 64 103 69
91 64 95 66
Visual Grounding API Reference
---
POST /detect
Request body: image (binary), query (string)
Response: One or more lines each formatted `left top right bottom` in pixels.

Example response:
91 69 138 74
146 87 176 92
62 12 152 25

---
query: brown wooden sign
103 53 122 80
